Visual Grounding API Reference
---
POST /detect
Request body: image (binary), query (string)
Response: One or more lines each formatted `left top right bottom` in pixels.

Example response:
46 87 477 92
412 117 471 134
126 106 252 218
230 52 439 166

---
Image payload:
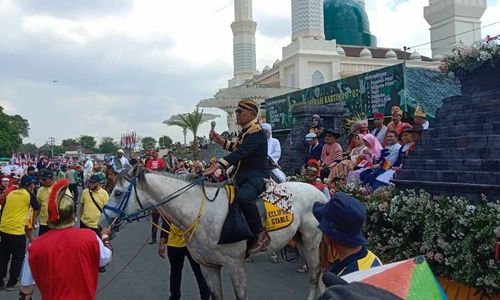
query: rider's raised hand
209 130 224 145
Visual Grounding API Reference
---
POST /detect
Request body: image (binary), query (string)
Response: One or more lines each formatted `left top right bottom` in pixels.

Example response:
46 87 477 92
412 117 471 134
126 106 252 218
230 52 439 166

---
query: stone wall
274 105 347 175
394 63 500 201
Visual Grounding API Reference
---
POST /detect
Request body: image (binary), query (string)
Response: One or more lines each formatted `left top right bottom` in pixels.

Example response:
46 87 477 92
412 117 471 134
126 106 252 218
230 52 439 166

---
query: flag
381 158 392 170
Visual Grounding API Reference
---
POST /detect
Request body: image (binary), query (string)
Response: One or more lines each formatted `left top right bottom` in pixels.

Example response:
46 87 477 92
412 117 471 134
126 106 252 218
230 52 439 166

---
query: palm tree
163 108 219 159
163 119 189 145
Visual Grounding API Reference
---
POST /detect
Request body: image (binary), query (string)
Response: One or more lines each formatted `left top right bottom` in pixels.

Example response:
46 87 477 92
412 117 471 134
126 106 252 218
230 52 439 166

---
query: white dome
359 48 372 58
273 59 281 67
263 65 271 72
385 49 397 59
409 51 421 60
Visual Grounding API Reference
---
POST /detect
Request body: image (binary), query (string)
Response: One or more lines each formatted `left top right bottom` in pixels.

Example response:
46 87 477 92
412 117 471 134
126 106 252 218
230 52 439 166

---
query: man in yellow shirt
158 220 211 300
80 175 109 235
0 175 40 291
36 169 53 236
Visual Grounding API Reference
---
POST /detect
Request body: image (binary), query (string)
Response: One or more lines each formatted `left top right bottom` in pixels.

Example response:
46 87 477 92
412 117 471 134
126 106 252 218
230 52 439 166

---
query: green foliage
141 136 157 150
61 138 79 150
177 108 205 159
336 184 500 294
79 135 96 150
19 143 38 155
158 135 173 148
0 106 30 156
98 137 118 154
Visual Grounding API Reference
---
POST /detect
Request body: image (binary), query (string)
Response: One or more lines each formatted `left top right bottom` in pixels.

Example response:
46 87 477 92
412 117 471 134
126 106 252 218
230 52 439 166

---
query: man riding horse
204 98 271 254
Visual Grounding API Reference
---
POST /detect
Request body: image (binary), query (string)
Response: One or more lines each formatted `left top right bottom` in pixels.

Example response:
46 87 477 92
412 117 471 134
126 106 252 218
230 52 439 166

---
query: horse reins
102 174 220 231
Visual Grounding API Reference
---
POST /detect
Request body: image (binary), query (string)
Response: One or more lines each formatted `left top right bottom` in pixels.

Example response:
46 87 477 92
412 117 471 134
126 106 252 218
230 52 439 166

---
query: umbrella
340 256 447 299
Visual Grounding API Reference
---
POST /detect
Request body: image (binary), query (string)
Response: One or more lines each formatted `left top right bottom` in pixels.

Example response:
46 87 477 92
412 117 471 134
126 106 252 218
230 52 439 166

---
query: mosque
197 0 487 133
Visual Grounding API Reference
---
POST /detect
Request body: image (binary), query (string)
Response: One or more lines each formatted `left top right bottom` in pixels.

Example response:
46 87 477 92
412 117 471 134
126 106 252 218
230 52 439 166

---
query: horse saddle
218 180 293 244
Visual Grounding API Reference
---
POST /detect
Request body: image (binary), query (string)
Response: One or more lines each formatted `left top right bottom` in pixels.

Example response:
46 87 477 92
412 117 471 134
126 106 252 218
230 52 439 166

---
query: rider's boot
247 228 270 255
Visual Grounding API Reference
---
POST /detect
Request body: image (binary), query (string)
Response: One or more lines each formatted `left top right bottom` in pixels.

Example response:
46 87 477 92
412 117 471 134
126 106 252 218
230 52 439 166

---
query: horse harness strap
103 175 213 231
150 195 206 242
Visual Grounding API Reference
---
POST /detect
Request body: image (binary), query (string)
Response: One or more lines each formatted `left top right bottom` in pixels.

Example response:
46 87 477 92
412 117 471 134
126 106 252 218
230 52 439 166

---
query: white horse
99 166 327 300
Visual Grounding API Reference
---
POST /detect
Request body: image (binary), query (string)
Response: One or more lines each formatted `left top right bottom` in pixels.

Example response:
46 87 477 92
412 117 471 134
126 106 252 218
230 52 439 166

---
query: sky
1 0 499 147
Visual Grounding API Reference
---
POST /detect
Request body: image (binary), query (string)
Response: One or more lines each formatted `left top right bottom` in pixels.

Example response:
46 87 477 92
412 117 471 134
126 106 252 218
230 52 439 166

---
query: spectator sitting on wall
387 106 411 135
309 114 325 139
413 105 429 130
371 112 387 146
304 133 323 166
320 129 343 180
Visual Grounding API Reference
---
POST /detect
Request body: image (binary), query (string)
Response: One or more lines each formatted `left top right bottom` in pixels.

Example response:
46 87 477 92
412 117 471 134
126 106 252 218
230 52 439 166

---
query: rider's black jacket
217 119 269 182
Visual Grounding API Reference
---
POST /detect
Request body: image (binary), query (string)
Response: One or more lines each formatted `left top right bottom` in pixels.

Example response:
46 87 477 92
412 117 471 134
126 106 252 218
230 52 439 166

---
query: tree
177 108 205 159
61 138 79 150
164 119 189 146
141 136 157 150
98 137 118 154
158 135 173 149
0 106 30 156
19 143 38 155
79 135 96 150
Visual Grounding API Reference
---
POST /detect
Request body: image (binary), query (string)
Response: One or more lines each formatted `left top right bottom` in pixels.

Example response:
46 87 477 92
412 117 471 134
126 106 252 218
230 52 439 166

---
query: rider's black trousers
235 177 266 235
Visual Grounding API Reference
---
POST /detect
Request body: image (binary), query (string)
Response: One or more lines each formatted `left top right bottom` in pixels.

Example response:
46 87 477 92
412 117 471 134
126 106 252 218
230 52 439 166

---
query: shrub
335 184 500 295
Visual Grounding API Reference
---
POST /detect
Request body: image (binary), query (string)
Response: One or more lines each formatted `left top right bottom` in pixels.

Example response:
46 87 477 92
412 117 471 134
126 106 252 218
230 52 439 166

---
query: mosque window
311 70 324 86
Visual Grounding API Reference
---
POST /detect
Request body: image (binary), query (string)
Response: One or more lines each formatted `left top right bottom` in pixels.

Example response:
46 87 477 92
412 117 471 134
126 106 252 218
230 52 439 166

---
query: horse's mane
116 167 227 188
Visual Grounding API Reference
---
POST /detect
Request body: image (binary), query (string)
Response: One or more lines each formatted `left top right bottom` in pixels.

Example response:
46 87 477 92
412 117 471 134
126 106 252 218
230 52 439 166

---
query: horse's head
98 165 152 232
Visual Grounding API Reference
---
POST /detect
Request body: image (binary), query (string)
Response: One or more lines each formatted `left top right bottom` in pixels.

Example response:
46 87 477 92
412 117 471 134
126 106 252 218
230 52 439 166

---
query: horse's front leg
200 265 224 300
227 259 247 300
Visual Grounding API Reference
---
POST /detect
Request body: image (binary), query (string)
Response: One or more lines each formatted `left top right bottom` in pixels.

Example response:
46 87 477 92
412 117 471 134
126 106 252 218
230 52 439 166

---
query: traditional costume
19 179 112 300
387 106 411 134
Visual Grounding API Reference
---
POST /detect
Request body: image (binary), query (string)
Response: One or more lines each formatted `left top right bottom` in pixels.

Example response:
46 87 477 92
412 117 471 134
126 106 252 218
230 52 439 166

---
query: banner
265 64 405 131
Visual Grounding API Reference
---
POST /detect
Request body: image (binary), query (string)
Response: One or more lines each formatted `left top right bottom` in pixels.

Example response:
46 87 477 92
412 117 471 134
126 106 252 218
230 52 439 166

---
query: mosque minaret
197 0 488 132
229 0 257 87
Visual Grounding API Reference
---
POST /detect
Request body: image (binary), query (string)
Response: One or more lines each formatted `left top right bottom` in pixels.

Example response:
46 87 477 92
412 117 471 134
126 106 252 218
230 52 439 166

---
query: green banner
265 64 405 131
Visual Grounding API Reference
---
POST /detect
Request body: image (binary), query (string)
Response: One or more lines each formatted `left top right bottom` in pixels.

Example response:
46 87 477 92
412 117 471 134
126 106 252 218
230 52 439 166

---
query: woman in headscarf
367 127 415 191
262 123 286 183
327 134 366 182
347 134 383 183
359 130 401 186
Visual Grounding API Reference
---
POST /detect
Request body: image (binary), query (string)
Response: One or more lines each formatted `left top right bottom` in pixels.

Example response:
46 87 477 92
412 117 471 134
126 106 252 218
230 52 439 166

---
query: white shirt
268 138 281 164
371 125 387 146
111 156 131 173
422 120 429 130
20 234 112 286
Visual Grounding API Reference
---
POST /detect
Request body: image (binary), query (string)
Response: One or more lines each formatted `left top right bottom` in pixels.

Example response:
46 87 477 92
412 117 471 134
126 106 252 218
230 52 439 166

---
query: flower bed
336 183 500 295
440 35 500 76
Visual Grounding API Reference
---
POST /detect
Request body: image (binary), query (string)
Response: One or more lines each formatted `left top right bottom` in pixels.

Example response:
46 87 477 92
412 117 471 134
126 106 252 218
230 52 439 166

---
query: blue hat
21 175 36 187
313 192 367 247
89 174 101 183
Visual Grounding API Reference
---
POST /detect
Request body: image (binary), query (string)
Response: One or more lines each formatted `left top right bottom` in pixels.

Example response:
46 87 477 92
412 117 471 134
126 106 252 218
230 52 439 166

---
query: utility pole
48 137 55 157
403 46 409 65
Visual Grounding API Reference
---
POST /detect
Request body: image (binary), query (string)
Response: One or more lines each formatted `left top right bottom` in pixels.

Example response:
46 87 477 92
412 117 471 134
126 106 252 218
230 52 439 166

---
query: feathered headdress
48 178 70 223
345 113 368 136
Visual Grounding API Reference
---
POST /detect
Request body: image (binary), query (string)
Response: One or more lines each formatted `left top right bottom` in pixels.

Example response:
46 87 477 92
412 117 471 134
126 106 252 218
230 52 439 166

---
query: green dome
324 0 377 47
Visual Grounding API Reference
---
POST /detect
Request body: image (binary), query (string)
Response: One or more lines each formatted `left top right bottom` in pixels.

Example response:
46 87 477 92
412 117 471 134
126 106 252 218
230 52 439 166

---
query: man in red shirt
18 179 112 300
145 151 166 171
145 151 165 244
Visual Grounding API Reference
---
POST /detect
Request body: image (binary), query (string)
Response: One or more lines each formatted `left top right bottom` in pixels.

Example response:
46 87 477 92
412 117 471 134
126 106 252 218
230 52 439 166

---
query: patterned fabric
259 179 292 213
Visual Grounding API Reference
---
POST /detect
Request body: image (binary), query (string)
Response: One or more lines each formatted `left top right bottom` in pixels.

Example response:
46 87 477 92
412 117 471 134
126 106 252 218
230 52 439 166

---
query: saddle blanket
224 180 293 232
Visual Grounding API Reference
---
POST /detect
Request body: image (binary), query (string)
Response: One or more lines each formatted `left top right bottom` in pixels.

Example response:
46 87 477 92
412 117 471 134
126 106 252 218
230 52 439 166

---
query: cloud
16 0 134 18
2 0 499 149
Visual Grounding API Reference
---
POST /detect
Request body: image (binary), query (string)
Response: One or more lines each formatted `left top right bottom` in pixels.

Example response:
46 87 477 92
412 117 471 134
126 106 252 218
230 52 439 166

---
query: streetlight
48 137 55 157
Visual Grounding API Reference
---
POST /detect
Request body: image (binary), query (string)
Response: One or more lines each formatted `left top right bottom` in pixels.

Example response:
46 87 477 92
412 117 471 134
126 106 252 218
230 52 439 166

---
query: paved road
3 220 314 299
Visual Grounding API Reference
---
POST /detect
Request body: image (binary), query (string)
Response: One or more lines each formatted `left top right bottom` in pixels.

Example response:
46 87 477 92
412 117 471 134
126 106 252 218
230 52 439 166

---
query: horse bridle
102 174 219 230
